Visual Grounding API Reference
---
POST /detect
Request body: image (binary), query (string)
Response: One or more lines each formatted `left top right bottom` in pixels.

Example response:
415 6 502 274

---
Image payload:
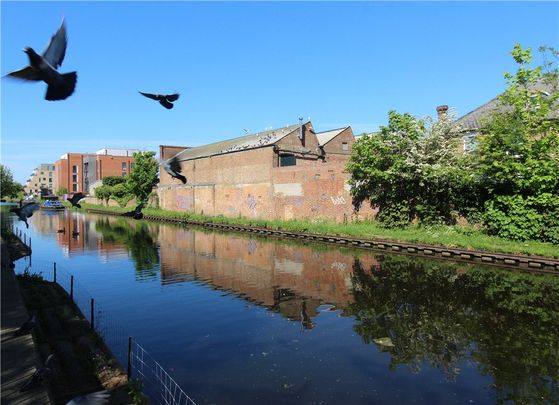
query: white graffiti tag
330 196 346 206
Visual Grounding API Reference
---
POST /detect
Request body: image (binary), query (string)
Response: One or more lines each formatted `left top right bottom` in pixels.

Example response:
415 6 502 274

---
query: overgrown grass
78 202 559 258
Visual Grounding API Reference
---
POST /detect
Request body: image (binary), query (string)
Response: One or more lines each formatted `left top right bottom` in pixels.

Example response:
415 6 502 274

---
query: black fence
6 223 196 405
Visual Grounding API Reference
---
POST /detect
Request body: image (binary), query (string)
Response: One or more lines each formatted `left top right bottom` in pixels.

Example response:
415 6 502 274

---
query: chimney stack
436 105 449 120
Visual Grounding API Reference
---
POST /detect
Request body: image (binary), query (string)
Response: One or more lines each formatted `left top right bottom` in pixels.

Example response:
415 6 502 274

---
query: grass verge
77 202 559 258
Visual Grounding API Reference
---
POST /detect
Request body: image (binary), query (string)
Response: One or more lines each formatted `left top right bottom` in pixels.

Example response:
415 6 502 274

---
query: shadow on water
348 255 559 403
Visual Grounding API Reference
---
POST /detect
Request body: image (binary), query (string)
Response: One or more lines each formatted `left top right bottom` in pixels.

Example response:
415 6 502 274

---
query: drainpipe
298 117 304 145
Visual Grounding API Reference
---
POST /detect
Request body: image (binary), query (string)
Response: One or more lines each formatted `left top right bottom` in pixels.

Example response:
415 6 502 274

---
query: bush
482 194 559 243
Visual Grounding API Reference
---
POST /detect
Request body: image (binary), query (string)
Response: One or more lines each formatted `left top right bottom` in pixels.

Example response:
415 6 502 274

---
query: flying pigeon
163 156 187 184
139 92 180 109
68 192 85 208
10 203 40 228
20 354 56 392
66 390 110 405
15 314 36 337
5 19 77 101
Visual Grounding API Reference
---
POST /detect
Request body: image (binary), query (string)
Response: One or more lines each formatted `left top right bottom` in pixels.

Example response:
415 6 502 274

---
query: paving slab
1 239 51 404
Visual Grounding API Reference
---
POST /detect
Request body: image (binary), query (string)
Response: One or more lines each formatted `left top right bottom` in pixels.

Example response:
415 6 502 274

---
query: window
49 172 52 177
72 183 78 192
72 165 78 174
342 142 349 151
279 154 296 167
122 162 127 176
49 178 52 183
72 174 78 182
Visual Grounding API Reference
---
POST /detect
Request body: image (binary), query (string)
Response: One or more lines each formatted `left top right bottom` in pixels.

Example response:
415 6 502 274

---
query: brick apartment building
158 121 375 223
54 148 139 194
25 163 56 196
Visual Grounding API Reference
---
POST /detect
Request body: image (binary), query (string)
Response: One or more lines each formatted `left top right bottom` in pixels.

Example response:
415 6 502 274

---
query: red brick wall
158 122 376 222
321 127 355 163
96 155 135 179
55 153 137 194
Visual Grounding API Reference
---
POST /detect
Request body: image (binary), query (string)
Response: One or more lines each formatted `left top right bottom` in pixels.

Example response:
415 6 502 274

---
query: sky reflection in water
3 206 558 405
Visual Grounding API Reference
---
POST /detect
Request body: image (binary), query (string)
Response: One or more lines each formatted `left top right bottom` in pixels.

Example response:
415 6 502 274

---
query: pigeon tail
177 174 187 184
45 71 77 101
75 203 81 209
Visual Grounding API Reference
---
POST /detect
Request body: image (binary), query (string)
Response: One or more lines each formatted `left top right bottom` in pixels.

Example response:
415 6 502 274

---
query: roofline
173 123 304 163
316 126 350 146
177 143 276 162
315 126 349 134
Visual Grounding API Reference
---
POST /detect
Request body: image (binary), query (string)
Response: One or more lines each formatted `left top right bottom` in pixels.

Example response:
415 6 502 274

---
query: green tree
93 177 132 207
56 187 68 197
0 164 24 198
347 111 464 227
472 44 559 242
126 151 159 203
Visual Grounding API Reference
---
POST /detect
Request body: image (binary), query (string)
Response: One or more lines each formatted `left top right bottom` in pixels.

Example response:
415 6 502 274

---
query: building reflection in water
30 210 381 326
31 210 131 259
158 226 379 326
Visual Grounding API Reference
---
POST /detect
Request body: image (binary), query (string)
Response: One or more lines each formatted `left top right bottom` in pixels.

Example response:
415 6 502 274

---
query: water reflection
157 226 379 325
94 218 159 278
349 255 559 403
3 205 559 404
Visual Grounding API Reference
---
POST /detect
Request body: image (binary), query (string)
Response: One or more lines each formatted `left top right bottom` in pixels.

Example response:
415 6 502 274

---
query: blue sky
1 1 558 184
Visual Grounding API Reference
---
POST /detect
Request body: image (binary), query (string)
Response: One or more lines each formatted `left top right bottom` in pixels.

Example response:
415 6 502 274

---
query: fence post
53 262 57 284
127 336 133 380
70 275 74 302
90 298 95 330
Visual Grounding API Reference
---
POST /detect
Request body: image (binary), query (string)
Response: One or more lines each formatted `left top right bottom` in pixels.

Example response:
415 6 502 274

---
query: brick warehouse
54 148 139 194
158 121 375 222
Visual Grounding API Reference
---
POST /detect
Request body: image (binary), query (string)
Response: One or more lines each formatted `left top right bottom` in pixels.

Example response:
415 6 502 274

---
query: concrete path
1 239 51 404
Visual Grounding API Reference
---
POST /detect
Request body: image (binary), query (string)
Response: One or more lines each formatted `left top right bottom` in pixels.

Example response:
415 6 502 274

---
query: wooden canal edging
87 209 559 274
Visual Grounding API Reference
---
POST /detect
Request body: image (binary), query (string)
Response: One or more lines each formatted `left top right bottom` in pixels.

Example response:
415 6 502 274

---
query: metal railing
13 254 196 405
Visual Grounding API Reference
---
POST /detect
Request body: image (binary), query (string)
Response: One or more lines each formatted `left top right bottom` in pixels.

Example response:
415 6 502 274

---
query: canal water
2 205 558 404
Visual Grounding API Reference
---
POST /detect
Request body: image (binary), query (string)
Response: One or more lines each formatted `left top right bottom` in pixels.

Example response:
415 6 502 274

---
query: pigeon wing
20 203 40 218
159 99 174 109
165 93 180 102
168 156 183 175
42 19 67 69
5 66 41 81
139 92 161 101
70 192 85 204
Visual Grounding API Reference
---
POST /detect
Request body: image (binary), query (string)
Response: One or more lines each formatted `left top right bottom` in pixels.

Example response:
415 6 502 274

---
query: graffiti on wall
331 261 347 271
247 194 257 214
176 195 194 210
330 196 346 206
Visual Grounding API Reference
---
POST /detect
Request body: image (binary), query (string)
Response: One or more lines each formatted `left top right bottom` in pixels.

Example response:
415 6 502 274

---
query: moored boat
40 200 65 211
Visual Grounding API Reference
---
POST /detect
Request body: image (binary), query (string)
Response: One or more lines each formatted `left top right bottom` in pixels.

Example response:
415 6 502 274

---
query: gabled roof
456 76 558 131
173 123 303 162
316 127 348 146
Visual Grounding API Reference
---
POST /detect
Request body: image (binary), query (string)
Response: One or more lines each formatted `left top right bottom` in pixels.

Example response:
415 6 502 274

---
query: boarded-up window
342 142 349 151
280 154 296 167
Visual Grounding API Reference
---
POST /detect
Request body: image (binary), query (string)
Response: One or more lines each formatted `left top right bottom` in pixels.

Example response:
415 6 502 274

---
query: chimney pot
436 105 449 119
